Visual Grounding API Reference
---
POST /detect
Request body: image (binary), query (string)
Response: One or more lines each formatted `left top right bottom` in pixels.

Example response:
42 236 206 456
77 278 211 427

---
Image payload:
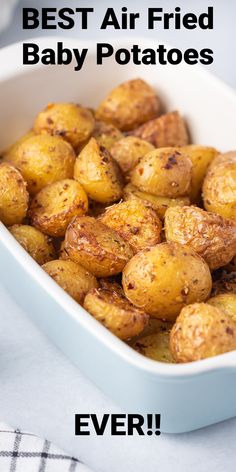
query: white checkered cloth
0 423 93 472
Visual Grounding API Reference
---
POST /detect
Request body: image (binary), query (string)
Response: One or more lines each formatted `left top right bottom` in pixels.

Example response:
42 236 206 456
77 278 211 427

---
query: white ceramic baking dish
1 37 236 434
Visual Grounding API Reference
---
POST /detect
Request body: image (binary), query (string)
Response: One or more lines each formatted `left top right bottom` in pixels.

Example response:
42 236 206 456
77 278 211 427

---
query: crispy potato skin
170 303 236 362
130 147 192 197
100 200 162 253
128 111 189 147
132 320 175 363
123 183 190 220
203 152 236 220
42 259 98 304
65 216 134 277
84 287 149 340
0 163 29 225
9 224 55 264
110 136 154 175
74 138 123 204
208 293 236 322
122 242 212 321
5 135 75 195
181 145 218 202
92 120 123 152
165 206 236 270
34 103 95 151
29 179 88 237
96 79 161 131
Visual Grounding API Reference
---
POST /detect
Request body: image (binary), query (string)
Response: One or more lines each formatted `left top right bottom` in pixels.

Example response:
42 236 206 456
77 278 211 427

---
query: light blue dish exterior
1 38 236 433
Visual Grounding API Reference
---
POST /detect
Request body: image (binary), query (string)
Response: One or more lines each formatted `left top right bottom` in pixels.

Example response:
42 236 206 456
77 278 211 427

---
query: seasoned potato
100 200 162 253
59 240 70 260
208 293 236 322
129 111 189 147
4 135 75 195
170 303 236 362
74 138 123 204
34 103 95 151
29 179 88 237
42 259 98 304
0 162 29 225
130 147 192 197
211 270 236 296
84 287 149 340
181 145 219 202
92 120 123 151
65 216 134 277
132 320 174 363
9 224 55 264
123 183 190 220
110 136 154 175
3 130 35 159
203 152 236 220
96 79 161 131
165 206 236 270
122 242 212 321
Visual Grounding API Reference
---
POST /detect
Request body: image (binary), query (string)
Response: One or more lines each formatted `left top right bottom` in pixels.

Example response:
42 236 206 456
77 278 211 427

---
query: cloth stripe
10 432 22 472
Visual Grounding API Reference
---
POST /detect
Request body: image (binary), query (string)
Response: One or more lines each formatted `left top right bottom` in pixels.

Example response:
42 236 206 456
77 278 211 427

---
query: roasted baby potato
4 135 75 195
122 242 212 321
123 183 190 220
208 293 236 322
132 320 174 363
59 240 70 260
211 270 236 296
9 224 55 264
181 145 218 202
96 79 161 131
130 147 192 197
203 152 236 220
3 130 35 160
29 179 88 237
170 303 236 362
110 136 154 175
65 216 134 277
74 138 123 204
0 162 29 225
165 206 236 270
92 120 123 152
42 259 98 304
84 287 149 340
99 200 162 253
34 102 95 151
129 111 189 147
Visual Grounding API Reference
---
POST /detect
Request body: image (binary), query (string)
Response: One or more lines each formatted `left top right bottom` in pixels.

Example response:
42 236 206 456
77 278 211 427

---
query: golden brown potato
92 120 123 152
29 179 88 237
9 224 55 264
208 293 236 322
203 152 236 220
42 259 98 304
211 270 236 296
59 240 70 260
110 136 154 175
170 303 236 362
128 111 189 147
123 183 190 220
181 145 219 202
65 216 134 277
132 320 174 363
74 138 123 204
122 242 212 321
99 200 162 253
0 162 29 225
84 287 149 340
4 135 75 195
34 102 94 151
165 206 236 270
3 130 35 159
130 147 192 197
96 79 161 131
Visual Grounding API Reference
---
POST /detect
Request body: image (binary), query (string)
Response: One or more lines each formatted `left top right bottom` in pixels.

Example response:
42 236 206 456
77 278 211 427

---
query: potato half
110 136 154 175
65 216 134 277
84 287 149 340
208 293 236 323
122 242 212 321
0 162 29 225
9 224 55 265
132 320 174 363
29 179 88 237
92 120 123 152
